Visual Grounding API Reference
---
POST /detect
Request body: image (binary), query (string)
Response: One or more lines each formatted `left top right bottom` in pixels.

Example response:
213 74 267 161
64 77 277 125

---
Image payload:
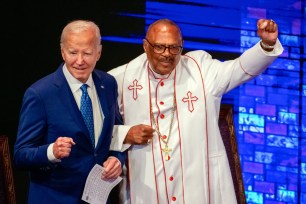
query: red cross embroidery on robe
182 91 198 112
128 79 143 100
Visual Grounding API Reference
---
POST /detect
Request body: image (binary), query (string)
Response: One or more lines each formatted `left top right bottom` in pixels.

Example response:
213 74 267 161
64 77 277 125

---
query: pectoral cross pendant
162 144 172 161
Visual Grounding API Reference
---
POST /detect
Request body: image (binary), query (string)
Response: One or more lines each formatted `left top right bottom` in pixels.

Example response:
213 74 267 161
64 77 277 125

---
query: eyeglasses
145 38 183 55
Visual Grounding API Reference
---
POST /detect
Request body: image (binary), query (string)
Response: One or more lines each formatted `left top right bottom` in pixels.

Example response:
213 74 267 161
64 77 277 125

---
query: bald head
146 19 182 42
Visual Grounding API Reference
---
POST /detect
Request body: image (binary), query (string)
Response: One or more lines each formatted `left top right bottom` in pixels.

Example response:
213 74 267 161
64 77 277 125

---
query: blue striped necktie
80 84 95 147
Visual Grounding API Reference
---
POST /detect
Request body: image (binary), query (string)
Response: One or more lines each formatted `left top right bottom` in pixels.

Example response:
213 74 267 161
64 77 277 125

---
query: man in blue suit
14 20 125 204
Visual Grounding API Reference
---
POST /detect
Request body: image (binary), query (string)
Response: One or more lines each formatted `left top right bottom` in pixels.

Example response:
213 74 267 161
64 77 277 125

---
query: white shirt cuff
47 143 61 163
110 125 131 151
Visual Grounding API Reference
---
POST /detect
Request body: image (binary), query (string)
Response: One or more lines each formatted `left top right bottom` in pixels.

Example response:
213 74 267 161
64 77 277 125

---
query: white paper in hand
82 164 122 204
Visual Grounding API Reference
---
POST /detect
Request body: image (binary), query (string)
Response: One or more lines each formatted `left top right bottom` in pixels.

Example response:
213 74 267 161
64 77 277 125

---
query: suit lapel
92 72 110 149
53 66 91 140
53 67 112 150
93 75 109 118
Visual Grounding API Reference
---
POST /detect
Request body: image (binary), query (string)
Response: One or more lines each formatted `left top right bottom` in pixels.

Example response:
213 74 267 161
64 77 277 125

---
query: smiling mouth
160 61 173 65
75 67 86 70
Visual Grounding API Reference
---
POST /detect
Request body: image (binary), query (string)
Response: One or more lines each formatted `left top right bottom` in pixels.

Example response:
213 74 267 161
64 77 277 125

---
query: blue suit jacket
14 64 125 204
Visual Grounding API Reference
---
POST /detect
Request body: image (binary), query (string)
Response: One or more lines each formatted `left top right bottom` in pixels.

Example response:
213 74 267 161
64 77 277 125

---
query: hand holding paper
82 164 122 204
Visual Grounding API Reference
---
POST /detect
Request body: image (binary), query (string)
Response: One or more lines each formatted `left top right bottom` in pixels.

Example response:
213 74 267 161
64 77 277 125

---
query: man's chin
74 74 88 83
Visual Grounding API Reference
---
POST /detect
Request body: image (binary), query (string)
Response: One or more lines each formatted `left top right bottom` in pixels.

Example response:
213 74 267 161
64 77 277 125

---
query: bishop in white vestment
109 18 283 204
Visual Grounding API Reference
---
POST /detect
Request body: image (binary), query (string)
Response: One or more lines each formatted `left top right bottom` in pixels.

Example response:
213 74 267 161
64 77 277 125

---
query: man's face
61 29 101 83
143 23 183 75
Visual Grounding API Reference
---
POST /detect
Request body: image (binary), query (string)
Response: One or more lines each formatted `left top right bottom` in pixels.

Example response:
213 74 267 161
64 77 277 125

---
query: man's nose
163 47 171 55
76 54 85 64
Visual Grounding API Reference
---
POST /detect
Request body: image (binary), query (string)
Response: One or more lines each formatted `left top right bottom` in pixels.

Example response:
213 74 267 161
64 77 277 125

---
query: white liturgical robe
109 40 283 204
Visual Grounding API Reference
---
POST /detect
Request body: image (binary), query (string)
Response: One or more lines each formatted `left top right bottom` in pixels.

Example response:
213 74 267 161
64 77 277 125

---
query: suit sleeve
14 87 51 169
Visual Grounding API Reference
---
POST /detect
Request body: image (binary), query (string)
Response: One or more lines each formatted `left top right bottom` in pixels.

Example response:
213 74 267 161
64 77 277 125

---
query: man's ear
143 39 148 52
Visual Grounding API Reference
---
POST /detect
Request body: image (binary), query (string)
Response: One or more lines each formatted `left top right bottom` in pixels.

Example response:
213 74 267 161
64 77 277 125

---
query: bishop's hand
257 19 278 51
124 124 155 145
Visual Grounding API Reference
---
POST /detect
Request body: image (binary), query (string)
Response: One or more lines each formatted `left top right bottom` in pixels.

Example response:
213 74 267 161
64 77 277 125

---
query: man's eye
171 46 180 50
154 45 165 50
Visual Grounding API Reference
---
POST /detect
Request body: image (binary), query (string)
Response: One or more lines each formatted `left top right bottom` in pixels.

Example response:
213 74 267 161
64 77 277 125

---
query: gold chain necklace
150 92 176 161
